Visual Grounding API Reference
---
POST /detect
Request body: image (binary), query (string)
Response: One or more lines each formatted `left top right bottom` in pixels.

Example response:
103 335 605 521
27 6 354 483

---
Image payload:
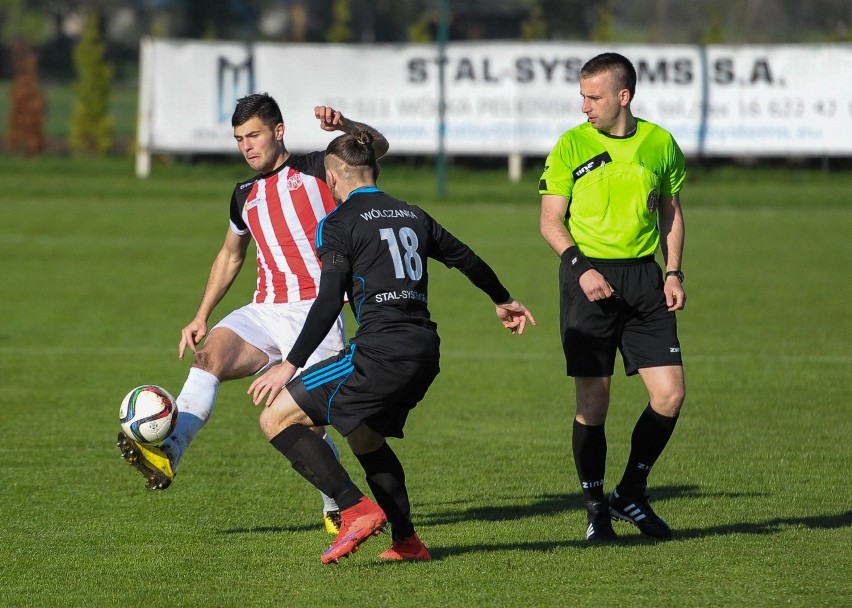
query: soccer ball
119 385 178 445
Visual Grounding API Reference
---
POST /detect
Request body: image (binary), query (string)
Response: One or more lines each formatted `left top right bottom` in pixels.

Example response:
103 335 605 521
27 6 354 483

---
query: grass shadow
417 484 706 527
214 487 851 559
422 510 852 561
671 510 852 541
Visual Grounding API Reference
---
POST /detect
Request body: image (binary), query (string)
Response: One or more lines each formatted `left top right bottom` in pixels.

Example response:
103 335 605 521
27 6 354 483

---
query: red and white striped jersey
229 152 336 304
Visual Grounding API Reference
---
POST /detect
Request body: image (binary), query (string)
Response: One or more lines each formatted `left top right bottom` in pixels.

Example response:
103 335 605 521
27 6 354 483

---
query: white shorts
214 301 345 373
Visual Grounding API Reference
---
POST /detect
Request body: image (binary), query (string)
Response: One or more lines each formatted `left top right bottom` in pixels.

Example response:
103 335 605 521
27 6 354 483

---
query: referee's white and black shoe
609 488 673 539
585 499 618 542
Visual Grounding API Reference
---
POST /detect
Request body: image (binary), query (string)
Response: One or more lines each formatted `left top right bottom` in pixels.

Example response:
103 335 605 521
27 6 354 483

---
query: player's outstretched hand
315 106 345 132
496 299 537 335
248 361 298 406
179 318 207 359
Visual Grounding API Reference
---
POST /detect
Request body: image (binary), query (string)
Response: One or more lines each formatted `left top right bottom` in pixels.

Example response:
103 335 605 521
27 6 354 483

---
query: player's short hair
325 130 380 180
581 52 637 99
231 93 283 130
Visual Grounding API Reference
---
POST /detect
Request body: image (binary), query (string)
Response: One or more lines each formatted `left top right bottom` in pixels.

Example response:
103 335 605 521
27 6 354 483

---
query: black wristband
665 270 684 282
561 246 595 281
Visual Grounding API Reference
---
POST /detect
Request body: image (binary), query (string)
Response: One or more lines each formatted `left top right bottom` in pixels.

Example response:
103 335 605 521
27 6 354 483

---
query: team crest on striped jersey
287 173 304 191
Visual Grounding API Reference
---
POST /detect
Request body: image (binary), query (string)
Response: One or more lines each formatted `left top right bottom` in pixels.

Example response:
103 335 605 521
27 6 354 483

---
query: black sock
355 442 414 540
572 419 607 503
618 404 679 497
270 425 363 511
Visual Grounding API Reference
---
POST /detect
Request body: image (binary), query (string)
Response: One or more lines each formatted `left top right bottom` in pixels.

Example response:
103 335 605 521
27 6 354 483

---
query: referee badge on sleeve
647 189 659 213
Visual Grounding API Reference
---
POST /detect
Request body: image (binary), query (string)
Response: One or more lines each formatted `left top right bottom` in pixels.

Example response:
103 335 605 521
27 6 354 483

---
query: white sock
321 431 341 513
162 367 220 470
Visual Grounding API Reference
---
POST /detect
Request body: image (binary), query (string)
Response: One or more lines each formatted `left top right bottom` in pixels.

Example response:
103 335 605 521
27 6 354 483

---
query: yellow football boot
117 432 175 490
323 510 341 535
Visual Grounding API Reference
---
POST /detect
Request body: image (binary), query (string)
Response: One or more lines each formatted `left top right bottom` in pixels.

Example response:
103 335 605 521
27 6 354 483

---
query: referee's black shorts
559 255 682 377
287 345 440 438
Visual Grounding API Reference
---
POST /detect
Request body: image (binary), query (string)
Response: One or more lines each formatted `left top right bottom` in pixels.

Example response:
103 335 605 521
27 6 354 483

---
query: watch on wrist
665 270 684 282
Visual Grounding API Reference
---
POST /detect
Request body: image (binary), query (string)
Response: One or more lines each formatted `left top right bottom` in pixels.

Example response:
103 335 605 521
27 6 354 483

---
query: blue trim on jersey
315 203 344 249
316 187 381 248
353 275 366 325
345 186 381 201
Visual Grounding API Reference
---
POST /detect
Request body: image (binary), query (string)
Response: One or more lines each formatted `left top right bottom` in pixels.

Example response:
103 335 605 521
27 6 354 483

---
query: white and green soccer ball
119 385 178 445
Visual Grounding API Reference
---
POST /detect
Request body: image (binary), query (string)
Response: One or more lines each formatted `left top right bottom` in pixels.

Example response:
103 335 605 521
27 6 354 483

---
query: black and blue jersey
286 187 510 367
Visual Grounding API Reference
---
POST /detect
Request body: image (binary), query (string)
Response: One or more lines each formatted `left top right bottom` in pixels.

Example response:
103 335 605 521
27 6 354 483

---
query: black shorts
559 256 682 377
287 344 440 438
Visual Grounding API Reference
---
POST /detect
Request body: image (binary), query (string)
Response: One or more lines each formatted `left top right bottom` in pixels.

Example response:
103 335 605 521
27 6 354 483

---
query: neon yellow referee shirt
539 119 685 259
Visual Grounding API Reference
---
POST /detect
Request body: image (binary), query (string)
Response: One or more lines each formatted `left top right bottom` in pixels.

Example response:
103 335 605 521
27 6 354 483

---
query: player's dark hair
231 93 283 129
581 52 637 99
326 130 380 180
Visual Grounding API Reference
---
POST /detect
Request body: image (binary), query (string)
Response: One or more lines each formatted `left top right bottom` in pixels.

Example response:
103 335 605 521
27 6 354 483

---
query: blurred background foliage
0 0 850 157
1 0 850 82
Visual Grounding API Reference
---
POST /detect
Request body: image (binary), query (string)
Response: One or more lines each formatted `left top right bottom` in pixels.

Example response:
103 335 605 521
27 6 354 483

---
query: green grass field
1 157 849 607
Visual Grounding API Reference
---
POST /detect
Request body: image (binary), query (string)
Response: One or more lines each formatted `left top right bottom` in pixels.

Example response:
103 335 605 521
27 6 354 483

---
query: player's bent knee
191 349 216 374
575 398 610 426
346 425 386 455
258 392 315 439
652 388 686 417
258 406 285 439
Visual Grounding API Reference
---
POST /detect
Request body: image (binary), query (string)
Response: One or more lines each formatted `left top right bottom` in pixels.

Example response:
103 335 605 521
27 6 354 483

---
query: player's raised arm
314 105 389 159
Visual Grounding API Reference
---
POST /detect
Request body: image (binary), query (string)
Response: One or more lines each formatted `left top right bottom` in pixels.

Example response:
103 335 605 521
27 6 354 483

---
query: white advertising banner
137 38 852 171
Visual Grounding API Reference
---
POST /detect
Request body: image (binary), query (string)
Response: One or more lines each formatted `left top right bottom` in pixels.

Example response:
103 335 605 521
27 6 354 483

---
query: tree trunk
7 41 46 155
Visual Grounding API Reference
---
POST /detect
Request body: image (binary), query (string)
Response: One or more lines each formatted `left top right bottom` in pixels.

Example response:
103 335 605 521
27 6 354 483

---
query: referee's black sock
617 403 679 497
355 442 415 541
270 425 364 511
572 419 607 503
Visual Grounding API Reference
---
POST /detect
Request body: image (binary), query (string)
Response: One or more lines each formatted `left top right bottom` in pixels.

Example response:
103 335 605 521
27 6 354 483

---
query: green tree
521 0 547 40
327 0 352 42
1 0 48 155
408 11 433 42
69 12 114 156
591 2 614 42
702 6 725 44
